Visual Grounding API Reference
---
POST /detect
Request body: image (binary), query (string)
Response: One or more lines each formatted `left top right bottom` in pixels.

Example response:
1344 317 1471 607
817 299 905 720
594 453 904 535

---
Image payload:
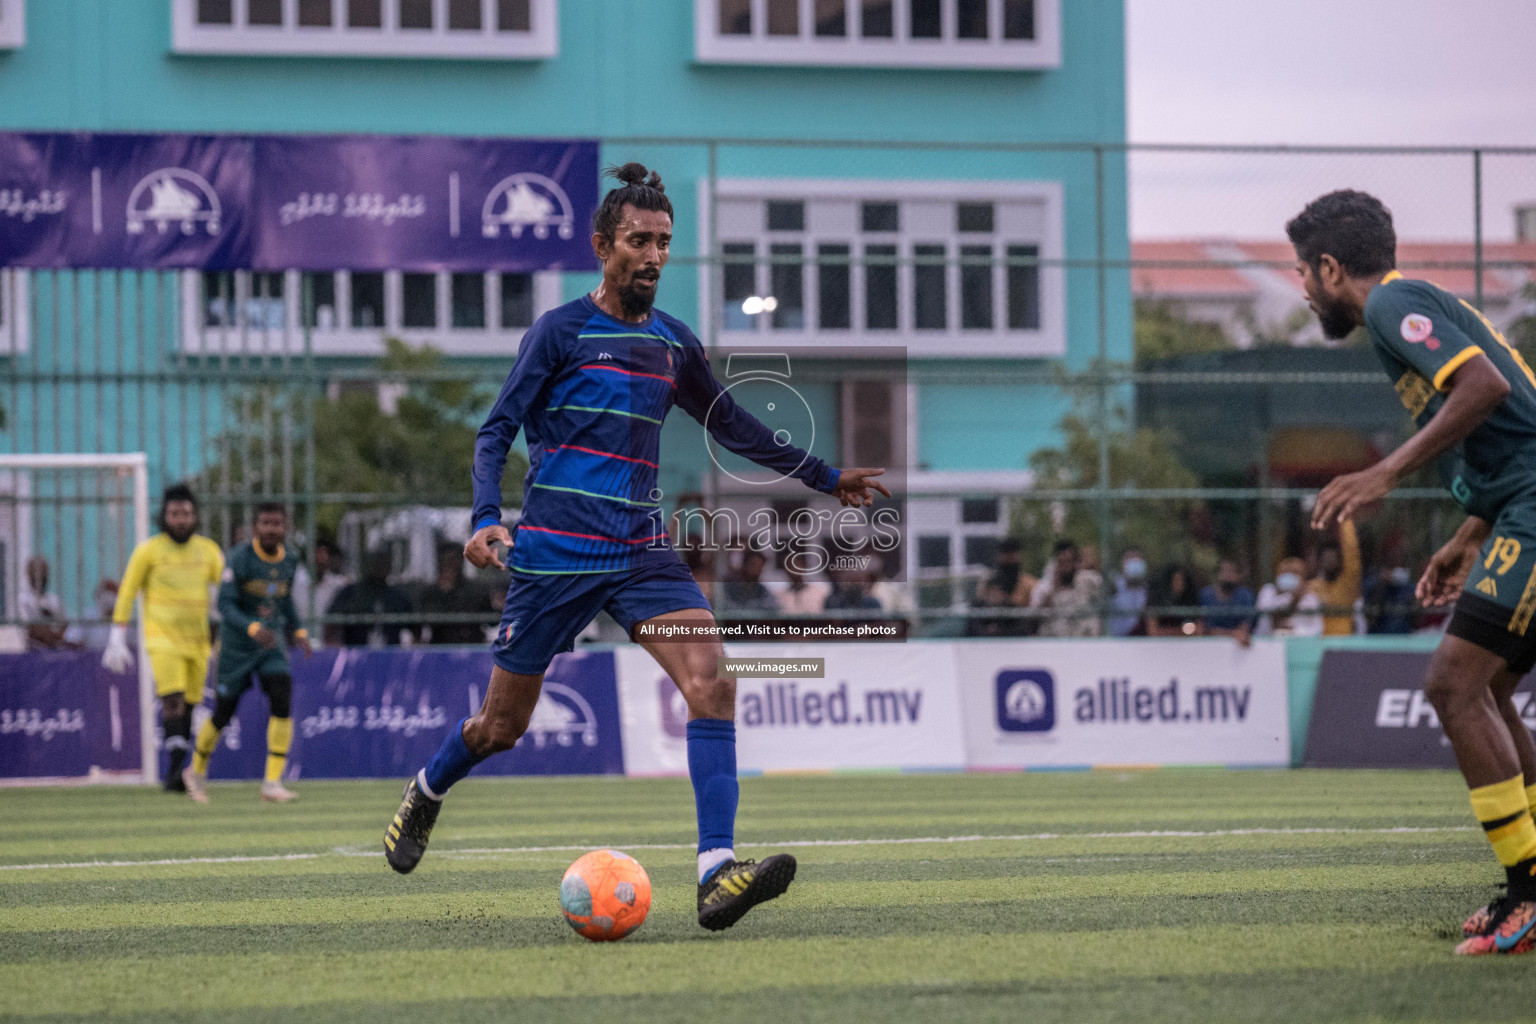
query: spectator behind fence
868 556 916 616
826 567 883 612
290 539 351 636
78 578 120 648
1308 519 1362 635
19 555 74 650
968 573 1016 637
313 540 352 629
1200 559 1257 640
1109 548 1149 637
326 550 414 646
1256 556 1323 637
1146 564 1201 636
1363 564 1416 634
969 539 1036 637
772 557 830 615
419 541 497 644
1033 540 1103 637
720 549 777 612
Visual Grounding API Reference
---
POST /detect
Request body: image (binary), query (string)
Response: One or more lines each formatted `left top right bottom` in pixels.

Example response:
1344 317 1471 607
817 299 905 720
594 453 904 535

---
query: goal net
0 453 153 781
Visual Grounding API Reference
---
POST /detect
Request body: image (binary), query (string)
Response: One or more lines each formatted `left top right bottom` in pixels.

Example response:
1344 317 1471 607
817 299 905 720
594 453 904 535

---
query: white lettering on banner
1371 688 1505 730
524 682 600 749
615 644 965 775
958 640 1291 768
299 704 446 739
277 192 426 227
1376 689 1410 727
0 189 67 222
125 168 221 236
1407 689 1440 729
1 708 85 741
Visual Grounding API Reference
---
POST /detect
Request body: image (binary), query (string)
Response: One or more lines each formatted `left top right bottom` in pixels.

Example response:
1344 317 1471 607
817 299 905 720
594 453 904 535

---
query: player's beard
164 522 195 544
1314 291 1356 340
619 275 658 318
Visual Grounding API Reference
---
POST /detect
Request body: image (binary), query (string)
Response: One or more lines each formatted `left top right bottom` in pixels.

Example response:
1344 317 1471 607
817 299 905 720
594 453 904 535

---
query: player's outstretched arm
675 345 848 496
831 467 892 508
1417 516 1491 607
1312 354 1508 528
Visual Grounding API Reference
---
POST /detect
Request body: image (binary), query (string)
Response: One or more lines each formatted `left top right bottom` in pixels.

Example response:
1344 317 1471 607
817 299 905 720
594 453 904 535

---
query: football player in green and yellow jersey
1291 190 1536 955
187 503 311 804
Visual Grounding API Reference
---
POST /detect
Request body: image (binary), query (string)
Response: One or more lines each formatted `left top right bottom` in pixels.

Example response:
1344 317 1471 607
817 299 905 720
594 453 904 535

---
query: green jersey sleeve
1364 277 1482 392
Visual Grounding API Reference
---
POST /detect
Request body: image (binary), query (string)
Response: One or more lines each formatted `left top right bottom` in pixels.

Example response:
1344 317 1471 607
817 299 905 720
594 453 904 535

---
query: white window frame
0 270 29 356
694 0 1058 69
178 268 561 357
0 0 24 48
171 0 557 59
701 178 1064 358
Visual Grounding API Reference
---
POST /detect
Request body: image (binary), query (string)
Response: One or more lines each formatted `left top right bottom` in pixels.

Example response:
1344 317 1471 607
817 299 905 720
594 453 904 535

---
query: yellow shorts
148 648 211 704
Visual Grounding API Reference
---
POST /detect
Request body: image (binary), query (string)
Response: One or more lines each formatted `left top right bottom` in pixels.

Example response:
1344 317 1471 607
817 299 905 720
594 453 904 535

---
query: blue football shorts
492 557 711 675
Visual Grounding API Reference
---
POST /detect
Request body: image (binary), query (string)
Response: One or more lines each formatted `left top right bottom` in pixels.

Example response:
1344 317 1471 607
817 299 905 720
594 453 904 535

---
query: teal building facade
0 0 1128 608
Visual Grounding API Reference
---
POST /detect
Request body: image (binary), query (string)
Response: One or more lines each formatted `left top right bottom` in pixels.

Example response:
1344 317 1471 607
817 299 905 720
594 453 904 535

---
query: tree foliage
1133 300 1234 366
1011 385 1205 572
1511 283 1536 370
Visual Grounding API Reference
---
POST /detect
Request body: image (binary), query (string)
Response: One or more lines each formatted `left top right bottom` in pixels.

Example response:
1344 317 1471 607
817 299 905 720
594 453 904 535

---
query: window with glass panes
697 0 1056 68
0 0 27 47
712 183 1057 351
183 269 550 354
175 0 555 58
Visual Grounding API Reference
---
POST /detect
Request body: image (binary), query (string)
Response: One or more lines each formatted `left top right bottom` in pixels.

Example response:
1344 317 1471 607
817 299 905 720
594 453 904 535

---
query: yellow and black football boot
384 776 441 874
696 854 796 931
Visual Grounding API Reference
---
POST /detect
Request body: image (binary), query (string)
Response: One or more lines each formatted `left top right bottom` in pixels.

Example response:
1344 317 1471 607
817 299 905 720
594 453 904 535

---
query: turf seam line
0 826 1476 872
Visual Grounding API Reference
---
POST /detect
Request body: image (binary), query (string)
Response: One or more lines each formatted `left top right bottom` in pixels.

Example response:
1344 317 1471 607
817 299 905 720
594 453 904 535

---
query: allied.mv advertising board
957 639 1291 768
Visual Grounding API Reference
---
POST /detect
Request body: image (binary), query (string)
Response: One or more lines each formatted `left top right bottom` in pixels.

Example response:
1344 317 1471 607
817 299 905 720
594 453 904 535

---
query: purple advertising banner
0 647 620 782
0 134 84 267
1304 650 1536 768
204 647 622 781
0 652 142 780
0 133 253 269
253 135 597 271
0 132 598 272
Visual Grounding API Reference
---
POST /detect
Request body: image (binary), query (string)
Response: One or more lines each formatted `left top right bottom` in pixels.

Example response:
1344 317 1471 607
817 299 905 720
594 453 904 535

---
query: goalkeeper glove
101 625 134 674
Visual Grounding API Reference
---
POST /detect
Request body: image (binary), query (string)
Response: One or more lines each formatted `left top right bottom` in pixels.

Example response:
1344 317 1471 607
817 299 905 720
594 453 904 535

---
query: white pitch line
0 826 1476 873
0 852 324 872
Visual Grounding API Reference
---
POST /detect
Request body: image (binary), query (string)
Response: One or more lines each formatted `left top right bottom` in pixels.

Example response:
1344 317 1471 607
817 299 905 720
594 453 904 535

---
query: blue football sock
421 718 487 798
687 717 739 856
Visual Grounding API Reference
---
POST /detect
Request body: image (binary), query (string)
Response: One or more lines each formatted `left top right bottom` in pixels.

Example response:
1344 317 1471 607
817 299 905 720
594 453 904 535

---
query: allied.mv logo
481 173 575 240
126 168 221 236
996 669 1055 733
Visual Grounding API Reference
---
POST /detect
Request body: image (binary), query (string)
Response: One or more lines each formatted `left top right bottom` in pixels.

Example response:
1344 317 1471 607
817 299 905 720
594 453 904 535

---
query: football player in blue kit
384 163 889 930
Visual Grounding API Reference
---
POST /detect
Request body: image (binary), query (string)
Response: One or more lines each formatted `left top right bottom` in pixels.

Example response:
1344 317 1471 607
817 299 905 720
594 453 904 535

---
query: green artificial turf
0 770 1526 1022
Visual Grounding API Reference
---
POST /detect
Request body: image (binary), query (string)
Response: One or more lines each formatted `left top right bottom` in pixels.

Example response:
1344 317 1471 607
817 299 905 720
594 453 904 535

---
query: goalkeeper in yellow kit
102 483 224 794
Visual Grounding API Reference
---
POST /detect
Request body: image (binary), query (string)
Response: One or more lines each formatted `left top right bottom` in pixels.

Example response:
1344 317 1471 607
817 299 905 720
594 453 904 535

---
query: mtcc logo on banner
996 669 1055 732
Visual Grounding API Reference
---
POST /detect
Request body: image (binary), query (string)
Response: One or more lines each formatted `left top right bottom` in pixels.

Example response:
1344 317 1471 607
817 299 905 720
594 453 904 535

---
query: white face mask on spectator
1276 572 1302 593
1123 557 1147 580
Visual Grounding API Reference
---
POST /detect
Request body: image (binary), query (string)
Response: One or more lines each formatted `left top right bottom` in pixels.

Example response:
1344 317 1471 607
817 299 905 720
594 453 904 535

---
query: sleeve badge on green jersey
1401 313 1439 349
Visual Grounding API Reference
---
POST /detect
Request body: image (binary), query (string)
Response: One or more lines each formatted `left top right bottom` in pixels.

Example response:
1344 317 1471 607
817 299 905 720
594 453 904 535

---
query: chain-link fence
2 140 1534 644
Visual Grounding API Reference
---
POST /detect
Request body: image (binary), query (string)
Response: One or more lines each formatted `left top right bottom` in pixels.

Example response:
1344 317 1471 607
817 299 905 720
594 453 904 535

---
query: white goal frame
0 453 153 781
